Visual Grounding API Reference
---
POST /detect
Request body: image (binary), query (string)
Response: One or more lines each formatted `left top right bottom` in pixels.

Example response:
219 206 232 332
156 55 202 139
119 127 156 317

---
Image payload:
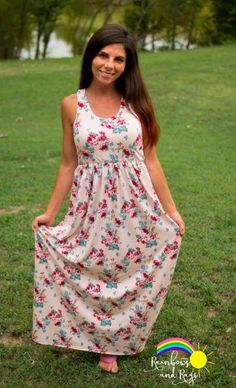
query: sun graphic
188 342 215 378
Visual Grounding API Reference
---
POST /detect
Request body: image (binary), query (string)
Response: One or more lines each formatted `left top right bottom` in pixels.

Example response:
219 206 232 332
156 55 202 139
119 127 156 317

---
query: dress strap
76 88 83 104
73 89 84 127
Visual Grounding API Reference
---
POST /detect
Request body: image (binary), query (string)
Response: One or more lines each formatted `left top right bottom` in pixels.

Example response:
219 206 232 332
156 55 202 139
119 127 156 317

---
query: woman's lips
100 70 114 76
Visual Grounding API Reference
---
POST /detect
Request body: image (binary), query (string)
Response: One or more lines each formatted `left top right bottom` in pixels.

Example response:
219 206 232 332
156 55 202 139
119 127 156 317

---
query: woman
31 23 185 375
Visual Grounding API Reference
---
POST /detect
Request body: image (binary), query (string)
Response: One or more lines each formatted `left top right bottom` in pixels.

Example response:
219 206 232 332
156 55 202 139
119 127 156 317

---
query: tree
30 0 65 59
56 0 124 56
124 0 152 50
147 1 167 51
0 0 32 59
183 0 205 49
193 0 219 46
123 0 201 51
163 0 187 50
103 0 123 24
212 0 236 43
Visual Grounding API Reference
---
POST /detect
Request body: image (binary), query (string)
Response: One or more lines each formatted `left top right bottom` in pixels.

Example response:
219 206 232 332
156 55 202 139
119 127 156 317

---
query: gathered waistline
76 159 145 167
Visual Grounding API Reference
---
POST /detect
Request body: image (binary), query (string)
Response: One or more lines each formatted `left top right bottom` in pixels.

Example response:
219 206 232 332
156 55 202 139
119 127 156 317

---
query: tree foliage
212 0 236 42
30 0 66 59
56 0 123 56
0 0 235 60
0 0 32 59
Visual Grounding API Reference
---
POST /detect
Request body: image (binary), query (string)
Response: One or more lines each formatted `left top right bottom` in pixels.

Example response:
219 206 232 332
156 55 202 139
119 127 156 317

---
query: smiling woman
31 23 185 375
85 44 127 118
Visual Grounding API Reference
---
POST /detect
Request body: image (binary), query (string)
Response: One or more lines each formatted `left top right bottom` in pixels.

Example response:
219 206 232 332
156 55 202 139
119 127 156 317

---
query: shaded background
0 0 235 59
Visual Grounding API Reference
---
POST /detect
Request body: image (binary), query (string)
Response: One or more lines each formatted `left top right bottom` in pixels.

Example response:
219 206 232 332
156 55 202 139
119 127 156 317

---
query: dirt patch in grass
47 157 60 163
0 332 32 347
0 205 26 216
207 308 218 318
218 294 231 304
0 205 43 216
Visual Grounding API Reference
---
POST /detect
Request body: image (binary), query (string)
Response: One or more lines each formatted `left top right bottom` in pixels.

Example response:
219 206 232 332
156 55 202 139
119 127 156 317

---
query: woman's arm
32 94 79 231
44 95 78 222
144 144 185 235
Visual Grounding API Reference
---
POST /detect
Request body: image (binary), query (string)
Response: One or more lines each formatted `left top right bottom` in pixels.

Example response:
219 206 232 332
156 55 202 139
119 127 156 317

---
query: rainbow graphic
156 337 196 356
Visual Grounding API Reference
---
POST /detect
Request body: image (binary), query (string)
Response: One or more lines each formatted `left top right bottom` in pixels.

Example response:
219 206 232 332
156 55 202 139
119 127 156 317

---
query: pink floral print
32 88 182 355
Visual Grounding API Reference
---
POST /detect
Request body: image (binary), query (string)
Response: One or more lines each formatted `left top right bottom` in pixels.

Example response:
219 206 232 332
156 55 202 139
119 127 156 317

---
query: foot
98 354 119 374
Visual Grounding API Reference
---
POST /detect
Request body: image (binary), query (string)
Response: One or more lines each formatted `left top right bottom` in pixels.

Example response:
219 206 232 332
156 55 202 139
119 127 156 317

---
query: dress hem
31 336 146 356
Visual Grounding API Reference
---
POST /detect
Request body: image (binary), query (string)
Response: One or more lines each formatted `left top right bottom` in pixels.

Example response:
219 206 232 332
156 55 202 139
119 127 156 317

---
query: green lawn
0 44 235 387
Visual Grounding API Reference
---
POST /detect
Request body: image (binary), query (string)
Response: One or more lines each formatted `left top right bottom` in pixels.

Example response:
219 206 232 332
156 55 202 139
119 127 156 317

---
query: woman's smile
91 43 126 85
99 70 115 76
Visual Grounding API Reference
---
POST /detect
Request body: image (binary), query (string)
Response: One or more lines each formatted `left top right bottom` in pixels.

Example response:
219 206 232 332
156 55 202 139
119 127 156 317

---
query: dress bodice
73 88 145 166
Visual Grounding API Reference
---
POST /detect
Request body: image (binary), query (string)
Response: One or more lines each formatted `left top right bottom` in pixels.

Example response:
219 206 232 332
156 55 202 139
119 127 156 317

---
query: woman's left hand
165 209 185 236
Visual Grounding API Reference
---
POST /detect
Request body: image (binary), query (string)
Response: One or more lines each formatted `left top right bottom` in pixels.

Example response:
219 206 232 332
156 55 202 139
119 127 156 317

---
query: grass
0 44 235 387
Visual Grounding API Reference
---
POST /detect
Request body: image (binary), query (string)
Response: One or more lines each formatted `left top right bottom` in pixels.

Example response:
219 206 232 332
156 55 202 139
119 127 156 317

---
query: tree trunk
35 24 43 59
151 31 155 51
171 20 176 50
42 31 51 58
16 0 29 58
186 0 197 49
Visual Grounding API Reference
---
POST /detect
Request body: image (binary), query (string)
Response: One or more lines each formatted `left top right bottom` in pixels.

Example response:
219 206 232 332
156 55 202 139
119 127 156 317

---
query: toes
99 360 118 373
112 363 118 373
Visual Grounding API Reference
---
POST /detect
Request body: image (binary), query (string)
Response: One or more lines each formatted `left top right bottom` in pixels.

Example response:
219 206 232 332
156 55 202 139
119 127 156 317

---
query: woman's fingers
31 214 52 232
32 219 39 232
165 210 185 235
179 221 185 236
32 224 37 232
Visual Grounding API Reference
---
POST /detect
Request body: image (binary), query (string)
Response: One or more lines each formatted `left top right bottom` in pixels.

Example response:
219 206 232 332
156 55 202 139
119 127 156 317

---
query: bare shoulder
61 93 77 109
60 94 77 125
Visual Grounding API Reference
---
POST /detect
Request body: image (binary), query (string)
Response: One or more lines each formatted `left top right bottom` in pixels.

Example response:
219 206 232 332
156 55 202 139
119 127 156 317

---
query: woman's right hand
31 214 54 232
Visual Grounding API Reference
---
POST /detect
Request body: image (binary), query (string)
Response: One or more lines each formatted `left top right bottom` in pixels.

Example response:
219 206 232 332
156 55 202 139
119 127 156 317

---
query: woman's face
91 43 126 86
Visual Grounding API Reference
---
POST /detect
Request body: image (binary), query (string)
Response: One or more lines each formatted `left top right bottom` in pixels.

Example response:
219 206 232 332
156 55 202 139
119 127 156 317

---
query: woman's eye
98 53 124 62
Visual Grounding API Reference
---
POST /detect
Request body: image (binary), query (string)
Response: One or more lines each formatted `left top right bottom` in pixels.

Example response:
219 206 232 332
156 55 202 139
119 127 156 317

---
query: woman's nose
104 58 114 69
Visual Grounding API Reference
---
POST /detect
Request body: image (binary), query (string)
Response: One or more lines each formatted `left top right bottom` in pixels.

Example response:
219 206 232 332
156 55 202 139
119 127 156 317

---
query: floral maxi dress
32 88 183 355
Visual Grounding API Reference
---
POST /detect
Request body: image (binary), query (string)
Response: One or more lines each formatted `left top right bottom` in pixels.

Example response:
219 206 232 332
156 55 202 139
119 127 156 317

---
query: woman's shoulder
60 93 78 113
60 93 78 124
61 93 77 105
61 88 85 106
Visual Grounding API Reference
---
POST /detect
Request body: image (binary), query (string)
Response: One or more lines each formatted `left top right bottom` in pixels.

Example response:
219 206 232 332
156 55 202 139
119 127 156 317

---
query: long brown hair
79 23 160 152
